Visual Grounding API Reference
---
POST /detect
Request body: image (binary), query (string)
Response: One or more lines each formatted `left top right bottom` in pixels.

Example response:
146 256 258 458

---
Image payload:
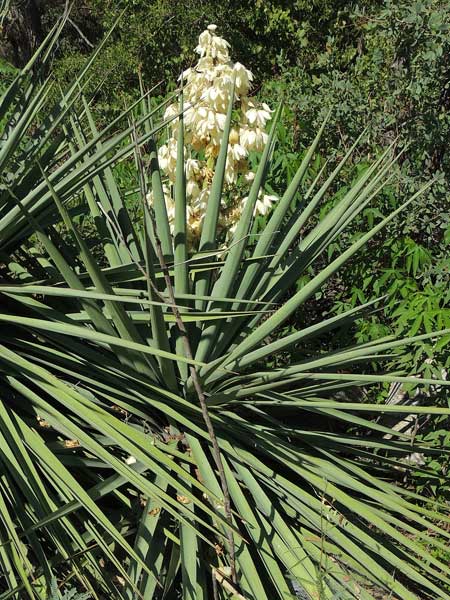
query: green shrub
260 0 450 384
1 13 450 600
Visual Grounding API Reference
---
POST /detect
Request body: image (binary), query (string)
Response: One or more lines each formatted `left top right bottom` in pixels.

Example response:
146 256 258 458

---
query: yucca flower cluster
150 24 277 246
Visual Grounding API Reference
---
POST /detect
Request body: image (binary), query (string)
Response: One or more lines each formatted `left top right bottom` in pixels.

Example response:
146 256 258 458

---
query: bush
260 0 450 377
1 18 450 600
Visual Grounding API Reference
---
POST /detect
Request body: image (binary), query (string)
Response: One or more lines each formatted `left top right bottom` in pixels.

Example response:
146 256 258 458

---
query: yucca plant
1 15 450 600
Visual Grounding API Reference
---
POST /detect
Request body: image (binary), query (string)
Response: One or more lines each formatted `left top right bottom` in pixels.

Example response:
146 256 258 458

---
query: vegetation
0 3 449 599
5 0 447 371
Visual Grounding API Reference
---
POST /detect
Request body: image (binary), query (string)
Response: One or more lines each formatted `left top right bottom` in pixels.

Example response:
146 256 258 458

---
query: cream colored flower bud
191 135 204 151
233 62 253 95
187 179 200 199
229 128 239 144
205 143 220 159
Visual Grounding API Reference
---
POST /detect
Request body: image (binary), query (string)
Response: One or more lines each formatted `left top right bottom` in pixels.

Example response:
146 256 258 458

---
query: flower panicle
150 24 276 248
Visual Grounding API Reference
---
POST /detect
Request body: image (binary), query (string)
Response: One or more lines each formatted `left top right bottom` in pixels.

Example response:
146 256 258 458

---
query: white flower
163 102 178 121
210 36 230 62
179 66 192 81
185 158 202 180
158 139 177 182
228 143 247 162
187 205 203 233
255 193 278 216
239 126 268 152
196 30 211 56
185 106 226 139
225 156 237 185
187 179 201 199
211 110 226 131
233 62 253 95
200 76 233 112
240 192 278 217
245 102 272 129
195 188 210 212
195 26 230 63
